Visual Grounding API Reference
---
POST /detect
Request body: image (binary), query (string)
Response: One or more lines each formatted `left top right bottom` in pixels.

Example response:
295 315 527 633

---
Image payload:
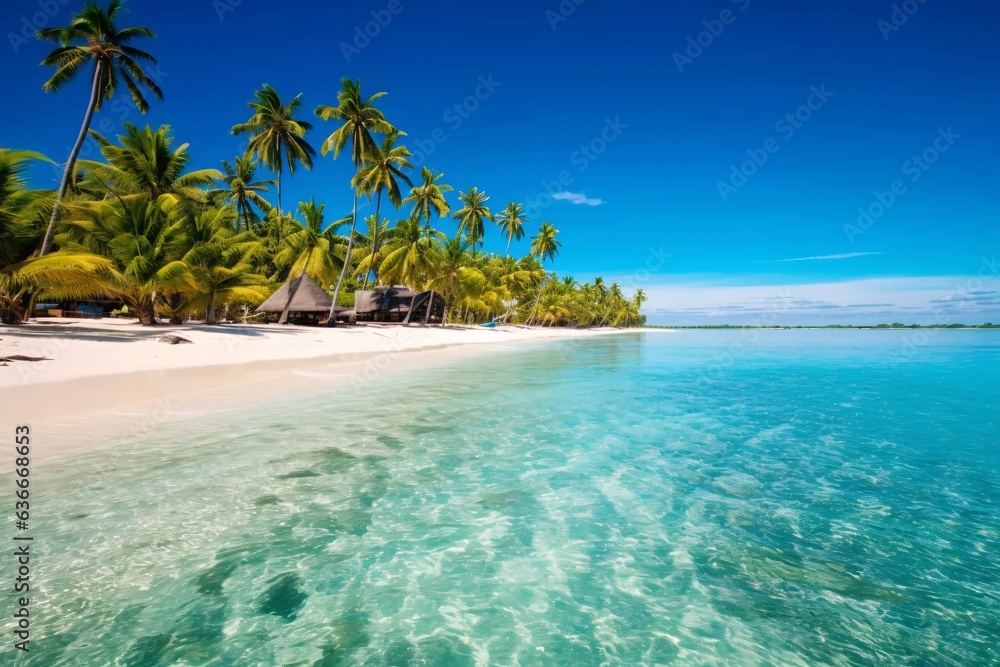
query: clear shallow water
12 331 1000 666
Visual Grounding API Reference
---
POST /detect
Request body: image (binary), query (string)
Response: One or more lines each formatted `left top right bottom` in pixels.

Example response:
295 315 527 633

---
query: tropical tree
351 214 392 286
404 166 452 237
37 0 163 256
314 78 395 323
0 149 112 323
57 197 192 324
272 199 345 288
352 130 412 289
452 187 493 259
179 207 269 324
495 202 528 259
530 222 561 265
0 150 50 265
378 217 442 291
210 155 274 232
77 123 222 205
232 84 315 215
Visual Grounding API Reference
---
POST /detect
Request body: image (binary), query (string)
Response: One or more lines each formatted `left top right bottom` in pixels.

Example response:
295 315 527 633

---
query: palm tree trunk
504 234 512 260
276 171 282 217
40 61 103 257
361 188 383 291
527 277 547 326
422 289 435 324
327 190 358 326
206 291 217 325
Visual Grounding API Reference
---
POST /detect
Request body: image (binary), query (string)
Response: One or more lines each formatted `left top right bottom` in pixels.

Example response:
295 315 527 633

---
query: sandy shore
1 318 637 460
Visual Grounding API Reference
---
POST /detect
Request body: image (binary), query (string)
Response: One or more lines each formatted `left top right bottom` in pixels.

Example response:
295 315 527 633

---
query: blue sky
2 0 998 324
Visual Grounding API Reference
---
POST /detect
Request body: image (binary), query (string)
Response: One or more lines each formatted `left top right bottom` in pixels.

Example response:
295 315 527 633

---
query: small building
351 286 446 324
256 273 342 324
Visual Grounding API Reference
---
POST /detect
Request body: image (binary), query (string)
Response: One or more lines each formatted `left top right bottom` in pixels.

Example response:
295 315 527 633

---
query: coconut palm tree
404 167 452 237
77 123 222 205
179 207 268 324
0 150 51 266
351 214 392 286
352 130 412 289
451 187 493 259
273 199 345 288
378 217 442 291
0 149 112 323
314 78 395 324
232 84 315 215
210 155 275 232
530 222 561 265
496 202 528 259
37 0 163 257
56 197 192 324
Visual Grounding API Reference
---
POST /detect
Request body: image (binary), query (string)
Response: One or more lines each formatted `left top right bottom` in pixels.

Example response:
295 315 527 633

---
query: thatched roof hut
353 286 446 324
257 273 336 324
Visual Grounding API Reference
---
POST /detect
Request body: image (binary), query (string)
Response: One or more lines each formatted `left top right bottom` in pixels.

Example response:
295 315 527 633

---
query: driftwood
0 355 51 362
159 335 193 345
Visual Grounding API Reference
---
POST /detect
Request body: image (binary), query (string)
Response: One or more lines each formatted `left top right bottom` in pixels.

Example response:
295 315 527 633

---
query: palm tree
0 149 112 323
180 207 268 324
378 217 442 291
496 202 528 259
352 214 392 287
352 130 412 289
452 187 493 259
37 0 163 257
273 199 345 288
77 123 222 205
0 150 51 266
314 78 395 324
530 222 561 265
57 197 192 324
404 167 452 237
232 84 315 215
210 155 275 232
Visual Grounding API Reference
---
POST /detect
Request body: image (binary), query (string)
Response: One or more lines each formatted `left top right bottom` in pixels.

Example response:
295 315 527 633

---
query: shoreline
1 319 642 461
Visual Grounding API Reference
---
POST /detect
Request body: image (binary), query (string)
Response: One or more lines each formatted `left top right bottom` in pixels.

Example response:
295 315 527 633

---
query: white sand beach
1 318 636 460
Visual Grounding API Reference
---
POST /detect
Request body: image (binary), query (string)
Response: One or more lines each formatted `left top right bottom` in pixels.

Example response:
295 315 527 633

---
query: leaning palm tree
530 222 561 265
37 0 163 256
451 187 493 259
495 202 528 259
314 77 395 324
404 167 452 237
352 130 412 289
210 155 275 233
77 123 222 205
232 84 315 215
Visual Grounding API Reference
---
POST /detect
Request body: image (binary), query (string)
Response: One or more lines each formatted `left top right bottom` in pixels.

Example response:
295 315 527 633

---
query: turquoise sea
13 331 1000 666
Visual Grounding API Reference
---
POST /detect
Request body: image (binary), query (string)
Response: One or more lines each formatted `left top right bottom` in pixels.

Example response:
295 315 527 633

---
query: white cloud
552 191 605 207
762 252 884 263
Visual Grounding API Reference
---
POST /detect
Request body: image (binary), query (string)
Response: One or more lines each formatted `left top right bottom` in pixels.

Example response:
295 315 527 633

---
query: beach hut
352 286 447 324
256 273 339 324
